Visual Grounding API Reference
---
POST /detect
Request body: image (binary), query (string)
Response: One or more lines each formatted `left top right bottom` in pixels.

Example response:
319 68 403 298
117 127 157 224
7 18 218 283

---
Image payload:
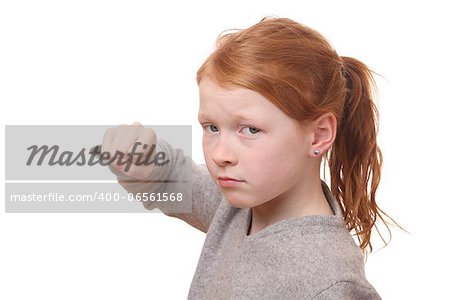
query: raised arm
103 124 224 233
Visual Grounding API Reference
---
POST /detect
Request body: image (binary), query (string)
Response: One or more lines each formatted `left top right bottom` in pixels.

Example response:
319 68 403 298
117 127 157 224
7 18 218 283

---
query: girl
105 16 403 299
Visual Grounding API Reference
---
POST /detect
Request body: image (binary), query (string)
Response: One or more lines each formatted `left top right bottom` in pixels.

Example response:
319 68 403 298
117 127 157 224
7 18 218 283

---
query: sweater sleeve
311 281 382 300
112 138 224 233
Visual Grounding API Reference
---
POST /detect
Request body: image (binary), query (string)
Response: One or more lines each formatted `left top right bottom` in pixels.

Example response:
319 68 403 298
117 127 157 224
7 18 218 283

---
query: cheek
249 140 305 185
202 139 211 159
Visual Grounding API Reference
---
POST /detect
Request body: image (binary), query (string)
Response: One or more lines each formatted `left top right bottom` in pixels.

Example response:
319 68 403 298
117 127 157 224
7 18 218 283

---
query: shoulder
256 221 376 293
311 280 382 300
286 230 382 299
264 217 365 265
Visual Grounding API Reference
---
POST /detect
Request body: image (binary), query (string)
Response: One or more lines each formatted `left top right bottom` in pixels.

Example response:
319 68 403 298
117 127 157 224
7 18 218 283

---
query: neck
248 178 334 235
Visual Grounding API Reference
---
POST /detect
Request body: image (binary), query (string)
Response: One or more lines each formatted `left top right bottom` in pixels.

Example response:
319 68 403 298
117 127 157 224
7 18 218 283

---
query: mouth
217 176 245 188
217 176 244 182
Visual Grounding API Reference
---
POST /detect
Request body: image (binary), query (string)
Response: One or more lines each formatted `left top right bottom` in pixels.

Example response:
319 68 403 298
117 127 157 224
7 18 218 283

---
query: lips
217 176 245 188
218 176 244 182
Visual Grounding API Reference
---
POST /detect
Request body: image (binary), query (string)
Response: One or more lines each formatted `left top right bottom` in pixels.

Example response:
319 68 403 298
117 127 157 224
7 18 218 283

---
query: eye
242 126 261 135
203 124 219 133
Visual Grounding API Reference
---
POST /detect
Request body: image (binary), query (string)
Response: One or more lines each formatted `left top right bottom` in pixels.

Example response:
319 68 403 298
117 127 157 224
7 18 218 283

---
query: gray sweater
120 139 382 299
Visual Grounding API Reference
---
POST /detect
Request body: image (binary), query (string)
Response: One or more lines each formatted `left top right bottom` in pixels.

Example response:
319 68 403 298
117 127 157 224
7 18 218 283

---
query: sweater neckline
243 180 345 240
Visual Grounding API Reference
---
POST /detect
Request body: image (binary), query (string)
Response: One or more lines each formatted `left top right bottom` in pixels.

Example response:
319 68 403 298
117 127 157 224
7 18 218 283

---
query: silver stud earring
313 150 320 155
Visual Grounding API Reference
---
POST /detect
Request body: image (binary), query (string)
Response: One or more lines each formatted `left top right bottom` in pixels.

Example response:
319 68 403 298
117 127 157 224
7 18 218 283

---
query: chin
225 196 252 209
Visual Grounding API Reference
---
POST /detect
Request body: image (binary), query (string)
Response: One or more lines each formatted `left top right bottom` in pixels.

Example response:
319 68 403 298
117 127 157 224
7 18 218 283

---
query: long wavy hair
196 16 406 260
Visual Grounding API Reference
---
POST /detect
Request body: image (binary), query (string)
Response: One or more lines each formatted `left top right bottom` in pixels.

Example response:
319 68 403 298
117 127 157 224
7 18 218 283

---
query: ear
308 112 336 157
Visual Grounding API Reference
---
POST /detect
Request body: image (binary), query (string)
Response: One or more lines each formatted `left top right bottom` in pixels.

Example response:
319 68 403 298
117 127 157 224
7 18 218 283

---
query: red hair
196 16 406 259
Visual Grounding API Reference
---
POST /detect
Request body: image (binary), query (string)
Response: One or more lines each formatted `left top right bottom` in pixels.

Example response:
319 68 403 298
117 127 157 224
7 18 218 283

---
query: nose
211 133 238 167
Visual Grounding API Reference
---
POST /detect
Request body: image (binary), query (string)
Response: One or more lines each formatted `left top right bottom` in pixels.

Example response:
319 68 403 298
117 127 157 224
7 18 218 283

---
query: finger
110 125 138 168
127 128 157 165
121 160 154 180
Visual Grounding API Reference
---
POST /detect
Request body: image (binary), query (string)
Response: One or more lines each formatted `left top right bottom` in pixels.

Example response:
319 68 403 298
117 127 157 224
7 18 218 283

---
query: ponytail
328 56 407 260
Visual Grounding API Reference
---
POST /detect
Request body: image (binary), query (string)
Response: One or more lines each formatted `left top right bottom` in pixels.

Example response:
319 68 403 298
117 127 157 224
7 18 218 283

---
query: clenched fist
101 122 168 181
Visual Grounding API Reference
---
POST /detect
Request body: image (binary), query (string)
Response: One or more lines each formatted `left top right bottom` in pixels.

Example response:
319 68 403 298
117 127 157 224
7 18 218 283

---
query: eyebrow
197 113 258 122
198 114 261 122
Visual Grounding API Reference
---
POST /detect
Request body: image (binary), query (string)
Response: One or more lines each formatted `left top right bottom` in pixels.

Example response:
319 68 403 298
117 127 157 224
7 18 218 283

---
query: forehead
198 78 276 118
199 78 258 101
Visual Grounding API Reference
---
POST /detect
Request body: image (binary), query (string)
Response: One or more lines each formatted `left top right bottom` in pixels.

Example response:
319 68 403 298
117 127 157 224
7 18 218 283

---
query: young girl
105 17 402 299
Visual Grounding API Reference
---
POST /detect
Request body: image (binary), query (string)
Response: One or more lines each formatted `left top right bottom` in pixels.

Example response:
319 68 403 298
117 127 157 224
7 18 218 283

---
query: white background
1 0 449 299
